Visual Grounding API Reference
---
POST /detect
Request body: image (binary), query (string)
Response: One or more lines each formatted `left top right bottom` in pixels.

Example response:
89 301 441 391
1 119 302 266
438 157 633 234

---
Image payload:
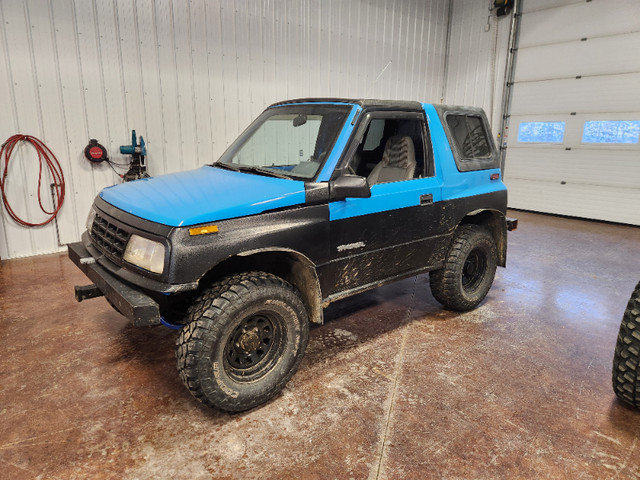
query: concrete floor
1 210 640 479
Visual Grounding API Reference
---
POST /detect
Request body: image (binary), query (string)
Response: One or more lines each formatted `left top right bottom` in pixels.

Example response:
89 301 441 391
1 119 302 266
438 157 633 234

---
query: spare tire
612 281 640 408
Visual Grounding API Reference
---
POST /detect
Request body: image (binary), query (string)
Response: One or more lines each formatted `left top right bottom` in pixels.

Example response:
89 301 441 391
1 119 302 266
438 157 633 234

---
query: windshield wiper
236 165 291 180
211 161 241 172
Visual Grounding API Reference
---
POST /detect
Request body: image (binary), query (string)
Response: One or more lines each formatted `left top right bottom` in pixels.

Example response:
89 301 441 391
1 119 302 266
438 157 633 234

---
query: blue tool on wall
120 130 150 182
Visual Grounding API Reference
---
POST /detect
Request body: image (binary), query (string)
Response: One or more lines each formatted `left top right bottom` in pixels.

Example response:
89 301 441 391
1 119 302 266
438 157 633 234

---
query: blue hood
99 166 307 227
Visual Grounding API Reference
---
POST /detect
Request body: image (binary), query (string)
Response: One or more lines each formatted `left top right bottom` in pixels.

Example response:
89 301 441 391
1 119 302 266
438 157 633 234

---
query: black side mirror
329 175 371 201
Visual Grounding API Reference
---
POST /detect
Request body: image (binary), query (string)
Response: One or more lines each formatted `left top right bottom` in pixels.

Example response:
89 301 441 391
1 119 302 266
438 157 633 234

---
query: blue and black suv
69 98 516 411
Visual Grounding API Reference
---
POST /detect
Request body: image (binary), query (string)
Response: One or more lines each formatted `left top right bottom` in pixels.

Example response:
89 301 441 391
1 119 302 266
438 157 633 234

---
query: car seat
367 136 416 184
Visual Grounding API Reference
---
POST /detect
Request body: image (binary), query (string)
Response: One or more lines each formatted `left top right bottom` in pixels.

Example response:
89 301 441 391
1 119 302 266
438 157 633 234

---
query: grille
90 213 131 260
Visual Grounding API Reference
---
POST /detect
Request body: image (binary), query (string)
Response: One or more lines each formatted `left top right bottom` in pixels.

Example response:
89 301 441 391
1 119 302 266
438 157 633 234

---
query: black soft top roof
269 98 424 110
269 98 484 114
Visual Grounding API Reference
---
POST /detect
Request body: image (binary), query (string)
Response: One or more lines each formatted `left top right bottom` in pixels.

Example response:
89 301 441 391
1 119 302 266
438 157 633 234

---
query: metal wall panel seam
214 0 229 153
415 0 425 99
220 1 237 141
429 0 440 100
95 0 123 175
489 11 499 125
403 2 413 99
91 0 116 186
384 0 393 98
354 0 362 96
169 0 185 171
437 0 449 100
232 0 244 136
389 0 399 99
77 0 111 197
203 1 215 163
186 0 201 165
149 0 170 173
345 0 353 98
195 0 215 160
441 0 454 103
37 0 80 245
132 0 150 160
112 0 131 153
472 4 485 107
135 0 165 174
246 1 255 116
325 0 332 95
70 0 97 203
5 1 37 255
175 1 198 170
52 0 95 250
0 0 17 259
394 1 405 99
174 1 198 170
408 1 418 100
24 0 63 251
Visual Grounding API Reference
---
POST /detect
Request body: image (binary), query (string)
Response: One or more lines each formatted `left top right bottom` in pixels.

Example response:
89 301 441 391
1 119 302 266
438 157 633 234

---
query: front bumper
68 241 162 326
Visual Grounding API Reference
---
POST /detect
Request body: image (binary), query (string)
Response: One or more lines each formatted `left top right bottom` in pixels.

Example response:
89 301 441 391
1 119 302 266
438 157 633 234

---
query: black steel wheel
462 247 488 292
176 272 309 412
430 224 498 311
612 281 640 408
224 313 282 380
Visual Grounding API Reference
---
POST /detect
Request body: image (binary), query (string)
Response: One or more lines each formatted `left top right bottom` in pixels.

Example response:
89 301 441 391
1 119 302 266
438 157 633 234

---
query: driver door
321 110 446 298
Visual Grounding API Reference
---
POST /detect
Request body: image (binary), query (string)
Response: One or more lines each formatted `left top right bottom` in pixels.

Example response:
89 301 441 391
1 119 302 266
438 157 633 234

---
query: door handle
420 193 433 206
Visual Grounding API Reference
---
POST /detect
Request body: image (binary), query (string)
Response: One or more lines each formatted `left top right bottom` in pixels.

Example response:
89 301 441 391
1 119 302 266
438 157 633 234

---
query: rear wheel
430 224 498 311
612 281 640 408
176 272 309 412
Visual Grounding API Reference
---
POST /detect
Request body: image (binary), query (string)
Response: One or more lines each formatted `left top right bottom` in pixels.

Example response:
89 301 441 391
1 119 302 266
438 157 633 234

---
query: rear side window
434 106 498 172
446 115 491 159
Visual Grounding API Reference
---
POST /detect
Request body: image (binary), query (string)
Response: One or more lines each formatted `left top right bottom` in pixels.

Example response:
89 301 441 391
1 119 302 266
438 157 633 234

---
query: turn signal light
189 225 219 236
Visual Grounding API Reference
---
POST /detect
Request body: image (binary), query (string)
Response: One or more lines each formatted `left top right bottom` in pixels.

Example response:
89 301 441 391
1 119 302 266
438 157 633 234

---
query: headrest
381 136 414 168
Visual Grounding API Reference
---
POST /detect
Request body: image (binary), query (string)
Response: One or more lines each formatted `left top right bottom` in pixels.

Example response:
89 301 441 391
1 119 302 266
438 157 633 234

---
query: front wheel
612 281 640 408
430 224 498 311
176 272 309 412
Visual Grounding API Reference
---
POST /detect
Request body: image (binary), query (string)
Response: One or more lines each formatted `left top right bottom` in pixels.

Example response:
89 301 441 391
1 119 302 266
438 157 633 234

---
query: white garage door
504 0 640 225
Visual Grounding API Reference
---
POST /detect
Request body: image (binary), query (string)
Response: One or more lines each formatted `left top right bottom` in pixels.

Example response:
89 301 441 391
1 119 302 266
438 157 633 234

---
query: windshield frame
215 103 354 182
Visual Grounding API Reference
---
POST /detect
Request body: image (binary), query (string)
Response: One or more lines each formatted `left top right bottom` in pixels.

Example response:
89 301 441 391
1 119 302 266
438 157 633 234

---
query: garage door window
582 121 640 144
517 121 565 143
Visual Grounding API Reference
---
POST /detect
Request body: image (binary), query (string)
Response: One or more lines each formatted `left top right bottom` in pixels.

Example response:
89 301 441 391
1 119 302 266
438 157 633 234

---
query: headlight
86 207 96 233
123 235 166 274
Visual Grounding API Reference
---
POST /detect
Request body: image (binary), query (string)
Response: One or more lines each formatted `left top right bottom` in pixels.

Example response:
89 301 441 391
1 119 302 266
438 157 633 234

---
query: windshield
216 104 352 180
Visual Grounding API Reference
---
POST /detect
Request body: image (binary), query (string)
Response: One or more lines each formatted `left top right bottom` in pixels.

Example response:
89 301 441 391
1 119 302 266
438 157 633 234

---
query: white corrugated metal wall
0 0 504 260
0 0 451 259
443 0 512 132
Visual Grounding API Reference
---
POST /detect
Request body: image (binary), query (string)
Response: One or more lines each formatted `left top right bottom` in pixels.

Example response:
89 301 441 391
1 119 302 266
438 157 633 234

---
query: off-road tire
176 272 309 412
430 224 498 312
612 281 640 408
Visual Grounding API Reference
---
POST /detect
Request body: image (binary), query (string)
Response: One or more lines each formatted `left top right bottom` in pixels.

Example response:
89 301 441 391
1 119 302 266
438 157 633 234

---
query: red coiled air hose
0 134 65 227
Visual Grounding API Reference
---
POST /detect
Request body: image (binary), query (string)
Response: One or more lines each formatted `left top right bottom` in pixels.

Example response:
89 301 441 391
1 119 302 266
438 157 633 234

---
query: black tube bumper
68 242 162 326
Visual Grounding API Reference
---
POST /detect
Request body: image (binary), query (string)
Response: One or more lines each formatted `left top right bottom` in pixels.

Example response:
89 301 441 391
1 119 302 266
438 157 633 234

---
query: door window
348 116 431 185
